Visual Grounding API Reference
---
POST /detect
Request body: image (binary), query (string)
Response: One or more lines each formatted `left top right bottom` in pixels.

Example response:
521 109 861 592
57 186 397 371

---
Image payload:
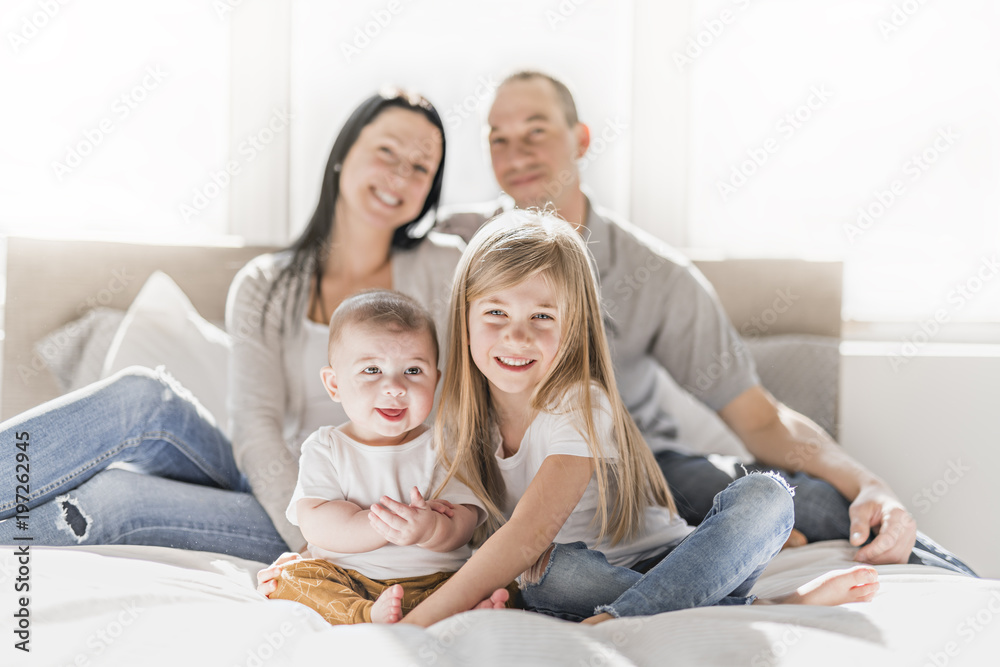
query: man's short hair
327 289 438 364
500 70 579 127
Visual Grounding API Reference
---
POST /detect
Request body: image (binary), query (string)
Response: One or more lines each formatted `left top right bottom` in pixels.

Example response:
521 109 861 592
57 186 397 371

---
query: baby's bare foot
372 584 404 623
471 588 509 610
781 528 808 550
582 612 614 625
765 565 879 606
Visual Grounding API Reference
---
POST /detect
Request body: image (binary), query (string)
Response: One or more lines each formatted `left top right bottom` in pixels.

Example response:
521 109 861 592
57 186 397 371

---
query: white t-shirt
287 426 484 580
495 385 694 568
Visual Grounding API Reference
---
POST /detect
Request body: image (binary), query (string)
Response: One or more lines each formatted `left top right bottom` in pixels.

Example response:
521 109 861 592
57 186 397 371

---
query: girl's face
468 273 562 409
337 107 442 234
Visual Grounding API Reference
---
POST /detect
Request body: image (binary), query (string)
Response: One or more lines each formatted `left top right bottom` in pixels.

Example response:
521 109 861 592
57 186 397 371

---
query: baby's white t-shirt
495 385 695 568
287 426 483 580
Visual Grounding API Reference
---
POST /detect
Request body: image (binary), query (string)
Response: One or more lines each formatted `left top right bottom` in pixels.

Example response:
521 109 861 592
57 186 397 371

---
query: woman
0 88 462 563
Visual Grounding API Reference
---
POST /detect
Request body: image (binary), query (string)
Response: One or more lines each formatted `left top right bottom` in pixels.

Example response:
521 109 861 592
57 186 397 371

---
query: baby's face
324 324 439 444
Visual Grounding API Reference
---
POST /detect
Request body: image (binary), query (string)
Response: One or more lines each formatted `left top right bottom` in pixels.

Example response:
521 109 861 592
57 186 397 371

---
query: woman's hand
256 551 306 597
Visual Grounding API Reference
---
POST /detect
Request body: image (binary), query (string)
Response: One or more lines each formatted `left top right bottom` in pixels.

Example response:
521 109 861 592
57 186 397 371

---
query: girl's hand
256 551 305 597
369 487 441 547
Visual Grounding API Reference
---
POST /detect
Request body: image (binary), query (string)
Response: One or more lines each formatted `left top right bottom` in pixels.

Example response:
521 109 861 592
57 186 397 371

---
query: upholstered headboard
0 236 842 422
691 257 842 338
0 237 274 420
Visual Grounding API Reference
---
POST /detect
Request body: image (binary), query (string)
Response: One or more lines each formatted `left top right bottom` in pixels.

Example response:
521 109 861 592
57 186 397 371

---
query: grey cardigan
224 232 465 549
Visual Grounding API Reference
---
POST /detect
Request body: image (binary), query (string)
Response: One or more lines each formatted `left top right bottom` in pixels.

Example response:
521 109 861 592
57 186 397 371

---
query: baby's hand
369 487 441 547
426 498 456 518
256 551 304 598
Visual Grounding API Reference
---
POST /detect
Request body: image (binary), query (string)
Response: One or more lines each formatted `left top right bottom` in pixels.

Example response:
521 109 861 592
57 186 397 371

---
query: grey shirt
437 197 760 454
224 232 464 549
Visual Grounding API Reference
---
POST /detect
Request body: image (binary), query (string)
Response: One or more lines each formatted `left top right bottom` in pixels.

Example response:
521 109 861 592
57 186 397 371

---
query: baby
269 289 508 624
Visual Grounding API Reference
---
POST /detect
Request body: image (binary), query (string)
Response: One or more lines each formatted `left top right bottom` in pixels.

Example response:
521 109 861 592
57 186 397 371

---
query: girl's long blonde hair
434 209 676 546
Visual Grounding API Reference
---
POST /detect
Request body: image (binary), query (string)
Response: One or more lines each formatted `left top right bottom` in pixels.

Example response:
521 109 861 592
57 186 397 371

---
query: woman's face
337 107 443 234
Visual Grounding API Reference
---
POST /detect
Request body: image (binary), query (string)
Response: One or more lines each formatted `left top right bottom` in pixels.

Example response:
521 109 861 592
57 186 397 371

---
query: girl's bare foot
759 565 880 606
471 588 509 610
372 584 405 623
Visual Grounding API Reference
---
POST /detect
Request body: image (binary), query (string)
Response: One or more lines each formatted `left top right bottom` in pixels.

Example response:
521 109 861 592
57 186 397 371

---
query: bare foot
371 584 404 623
471 588 509 610
781 528 808 550
761 565 879 606
582 612 614 625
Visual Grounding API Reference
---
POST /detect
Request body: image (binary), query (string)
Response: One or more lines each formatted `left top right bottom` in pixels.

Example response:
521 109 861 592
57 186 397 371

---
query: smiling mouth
496 356 536 371
507 173 543 188
376 408 407 421
373 188 401 207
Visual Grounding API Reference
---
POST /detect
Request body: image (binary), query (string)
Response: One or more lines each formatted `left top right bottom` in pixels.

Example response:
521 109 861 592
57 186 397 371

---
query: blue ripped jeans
520 473 794 621
0 367 288 563
655 450 978 576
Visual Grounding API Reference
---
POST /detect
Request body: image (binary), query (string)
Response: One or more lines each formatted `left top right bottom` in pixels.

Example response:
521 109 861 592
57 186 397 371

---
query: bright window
685 1 1000 323
288 0 634 239
0 0 229 241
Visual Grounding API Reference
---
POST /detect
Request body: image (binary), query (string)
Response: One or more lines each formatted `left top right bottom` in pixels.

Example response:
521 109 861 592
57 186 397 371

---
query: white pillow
102 271 231 434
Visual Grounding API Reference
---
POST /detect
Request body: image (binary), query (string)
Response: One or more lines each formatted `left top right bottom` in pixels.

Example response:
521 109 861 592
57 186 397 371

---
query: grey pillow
32 308 126 393
743 334 840 439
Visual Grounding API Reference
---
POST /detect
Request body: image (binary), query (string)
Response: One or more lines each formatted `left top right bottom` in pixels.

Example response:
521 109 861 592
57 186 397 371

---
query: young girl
400 209 880 626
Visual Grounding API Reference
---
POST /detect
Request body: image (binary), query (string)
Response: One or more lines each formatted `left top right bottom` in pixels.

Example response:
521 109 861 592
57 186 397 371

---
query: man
438 70 972 573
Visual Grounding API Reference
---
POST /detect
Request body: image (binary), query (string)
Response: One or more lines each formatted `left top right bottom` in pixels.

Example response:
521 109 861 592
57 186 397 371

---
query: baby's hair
434 209 675 546
327 289 438 365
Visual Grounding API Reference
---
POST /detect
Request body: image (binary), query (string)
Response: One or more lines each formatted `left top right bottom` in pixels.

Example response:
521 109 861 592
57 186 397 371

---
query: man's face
487 78 587 211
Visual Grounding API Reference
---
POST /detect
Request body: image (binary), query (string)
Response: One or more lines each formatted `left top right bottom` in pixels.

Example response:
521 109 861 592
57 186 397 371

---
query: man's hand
849 483 916 565
719 388 919 565
369 487 442 547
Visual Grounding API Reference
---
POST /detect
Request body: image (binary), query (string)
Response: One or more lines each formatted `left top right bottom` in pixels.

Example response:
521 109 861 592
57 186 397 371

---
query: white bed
4 542 998 666
2 236 997 666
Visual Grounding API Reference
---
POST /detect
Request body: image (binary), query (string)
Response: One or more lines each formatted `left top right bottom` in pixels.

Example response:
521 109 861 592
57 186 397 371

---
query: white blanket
2 541 998 666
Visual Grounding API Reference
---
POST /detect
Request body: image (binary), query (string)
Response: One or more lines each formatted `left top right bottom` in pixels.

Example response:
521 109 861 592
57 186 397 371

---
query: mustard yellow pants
271 558 517 625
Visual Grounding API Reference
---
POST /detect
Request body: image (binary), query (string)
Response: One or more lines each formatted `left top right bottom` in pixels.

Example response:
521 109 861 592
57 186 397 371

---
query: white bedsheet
2 541 998 666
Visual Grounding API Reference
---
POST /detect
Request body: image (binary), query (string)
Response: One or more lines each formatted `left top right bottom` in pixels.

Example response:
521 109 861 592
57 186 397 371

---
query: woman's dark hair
262 88 447 333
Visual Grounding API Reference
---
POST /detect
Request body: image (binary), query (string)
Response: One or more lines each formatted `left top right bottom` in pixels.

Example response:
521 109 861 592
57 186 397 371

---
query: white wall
286 0 634 242
227 0 292 243
839 342 1000 579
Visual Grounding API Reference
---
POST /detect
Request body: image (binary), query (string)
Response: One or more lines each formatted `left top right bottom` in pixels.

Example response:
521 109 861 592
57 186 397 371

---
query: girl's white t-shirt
288 426 484 580
494 385 695 568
